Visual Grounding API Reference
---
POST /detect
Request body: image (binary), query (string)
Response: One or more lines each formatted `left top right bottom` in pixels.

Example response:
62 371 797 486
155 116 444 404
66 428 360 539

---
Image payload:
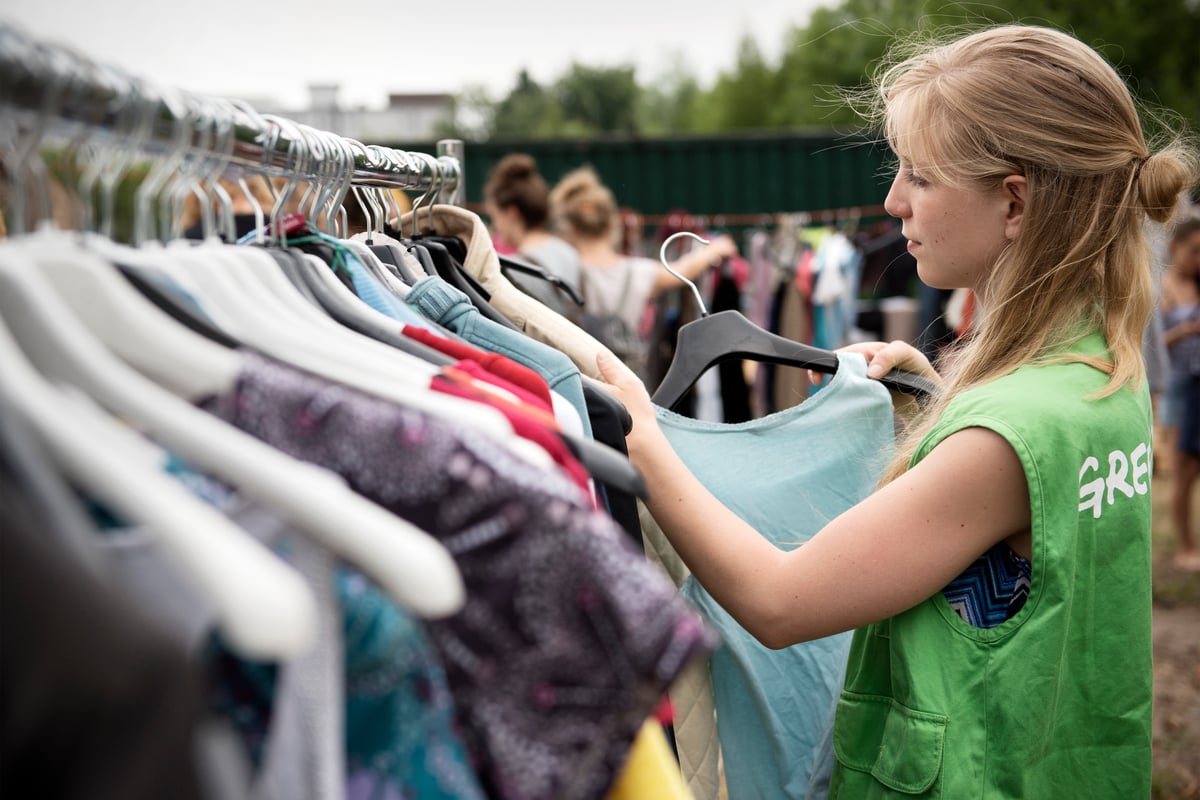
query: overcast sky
4 0 831 110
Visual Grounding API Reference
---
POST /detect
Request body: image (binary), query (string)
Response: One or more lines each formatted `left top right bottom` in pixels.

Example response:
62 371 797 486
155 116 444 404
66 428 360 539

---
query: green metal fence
394 132 896 225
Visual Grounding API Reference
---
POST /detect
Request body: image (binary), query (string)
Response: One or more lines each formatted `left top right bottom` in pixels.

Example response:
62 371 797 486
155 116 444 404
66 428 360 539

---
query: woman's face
883 156 1013 296
1170 230 1200 277
485 200 520 248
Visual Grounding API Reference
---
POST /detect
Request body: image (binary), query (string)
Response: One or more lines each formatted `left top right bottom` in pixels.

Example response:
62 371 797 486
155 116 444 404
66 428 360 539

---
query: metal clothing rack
0 23 465 208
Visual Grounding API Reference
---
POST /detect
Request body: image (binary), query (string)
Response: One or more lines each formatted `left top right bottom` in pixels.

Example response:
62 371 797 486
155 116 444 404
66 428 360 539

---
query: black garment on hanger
413 232 468 264
584 385 642 546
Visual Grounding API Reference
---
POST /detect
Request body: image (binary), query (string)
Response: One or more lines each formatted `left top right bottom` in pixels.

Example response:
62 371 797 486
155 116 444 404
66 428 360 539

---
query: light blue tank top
658 354 895 800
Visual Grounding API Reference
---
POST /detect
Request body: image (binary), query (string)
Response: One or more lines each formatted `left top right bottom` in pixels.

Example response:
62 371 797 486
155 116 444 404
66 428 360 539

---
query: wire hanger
650 232 937 411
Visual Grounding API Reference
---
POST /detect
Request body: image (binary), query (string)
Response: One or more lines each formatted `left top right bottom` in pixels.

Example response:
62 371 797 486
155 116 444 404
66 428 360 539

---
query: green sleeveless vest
829 333 1153 799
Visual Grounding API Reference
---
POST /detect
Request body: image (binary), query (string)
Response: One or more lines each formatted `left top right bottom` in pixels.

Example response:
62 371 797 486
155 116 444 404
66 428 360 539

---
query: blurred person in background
1160 213 1200 571
550 165 736 378
484 153 582 317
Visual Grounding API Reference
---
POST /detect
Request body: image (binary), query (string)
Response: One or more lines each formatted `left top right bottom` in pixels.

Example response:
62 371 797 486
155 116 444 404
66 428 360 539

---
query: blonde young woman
596 25 1199 798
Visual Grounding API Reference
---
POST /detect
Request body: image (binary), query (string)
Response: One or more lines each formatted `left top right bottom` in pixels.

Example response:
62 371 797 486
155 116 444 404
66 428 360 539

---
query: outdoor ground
1151 465 1200 800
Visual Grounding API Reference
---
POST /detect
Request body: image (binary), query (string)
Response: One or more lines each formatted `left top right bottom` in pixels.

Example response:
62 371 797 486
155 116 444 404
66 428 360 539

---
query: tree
432 84 495 141
768 0 1200 132
555 64 641 135
456 0 1200 139
636 52 703 136
693 36 780 132
491 71 566 140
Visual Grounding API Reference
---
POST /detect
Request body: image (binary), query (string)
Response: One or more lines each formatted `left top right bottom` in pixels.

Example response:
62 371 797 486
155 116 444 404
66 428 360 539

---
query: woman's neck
518 229 553 251
573 237 622 266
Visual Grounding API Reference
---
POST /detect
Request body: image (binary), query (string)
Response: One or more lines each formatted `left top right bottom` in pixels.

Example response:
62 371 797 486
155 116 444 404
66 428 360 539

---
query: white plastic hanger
144 107 518 442
0 307 317 660
0 238 466 620
165 239 516 442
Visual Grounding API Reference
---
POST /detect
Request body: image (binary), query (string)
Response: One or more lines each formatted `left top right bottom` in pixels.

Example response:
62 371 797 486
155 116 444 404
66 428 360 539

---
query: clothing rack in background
0 22 465 235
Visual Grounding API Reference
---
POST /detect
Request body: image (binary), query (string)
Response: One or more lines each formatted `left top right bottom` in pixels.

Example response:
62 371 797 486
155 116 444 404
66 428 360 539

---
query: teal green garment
659 354 896 800
831 332 1154 799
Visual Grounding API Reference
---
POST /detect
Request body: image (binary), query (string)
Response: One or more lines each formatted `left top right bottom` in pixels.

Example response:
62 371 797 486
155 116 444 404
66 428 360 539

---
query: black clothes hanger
650 309 937 410
649 232 937 412
499 255 584 307
412 232 468 264
558 432 647 500
405 242 439 278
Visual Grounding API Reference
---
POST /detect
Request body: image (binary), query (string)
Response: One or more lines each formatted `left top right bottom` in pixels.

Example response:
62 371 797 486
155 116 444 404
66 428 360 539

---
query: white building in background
258 84 453 143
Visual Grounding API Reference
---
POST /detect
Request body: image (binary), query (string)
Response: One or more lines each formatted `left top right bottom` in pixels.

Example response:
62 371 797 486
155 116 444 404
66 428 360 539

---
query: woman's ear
1002 175 1027 240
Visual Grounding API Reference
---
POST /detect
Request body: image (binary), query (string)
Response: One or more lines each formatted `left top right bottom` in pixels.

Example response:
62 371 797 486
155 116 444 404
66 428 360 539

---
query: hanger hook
659 231 711 317
363 146 394 233
408 151 438 237
382 148 415 229
131 84 190 245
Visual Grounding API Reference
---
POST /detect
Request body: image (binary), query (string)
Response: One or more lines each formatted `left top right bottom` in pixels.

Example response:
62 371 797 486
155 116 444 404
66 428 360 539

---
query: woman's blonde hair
550 165 617 239
870 24 1199 482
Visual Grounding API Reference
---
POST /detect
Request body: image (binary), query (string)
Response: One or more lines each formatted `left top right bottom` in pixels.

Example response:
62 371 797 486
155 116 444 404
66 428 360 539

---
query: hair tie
1132 154 1150 182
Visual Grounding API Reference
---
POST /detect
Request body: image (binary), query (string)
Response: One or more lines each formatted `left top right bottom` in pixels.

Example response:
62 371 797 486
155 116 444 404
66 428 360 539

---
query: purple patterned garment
201 354 716 800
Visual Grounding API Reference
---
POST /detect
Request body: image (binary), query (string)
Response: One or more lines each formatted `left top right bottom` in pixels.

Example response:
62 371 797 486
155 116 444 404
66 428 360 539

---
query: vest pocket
833 691 947 796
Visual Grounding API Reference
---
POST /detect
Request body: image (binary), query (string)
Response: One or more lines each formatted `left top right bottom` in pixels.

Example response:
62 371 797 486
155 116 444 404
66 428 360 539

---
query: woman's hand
595 351 667 462
706 234 738 262
818 340 942 386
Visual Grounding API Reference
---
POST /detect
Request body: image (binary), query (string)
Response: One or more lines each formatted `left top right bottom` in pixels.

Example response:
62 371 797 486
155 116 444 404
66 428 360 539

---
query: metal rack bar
0 23 463 196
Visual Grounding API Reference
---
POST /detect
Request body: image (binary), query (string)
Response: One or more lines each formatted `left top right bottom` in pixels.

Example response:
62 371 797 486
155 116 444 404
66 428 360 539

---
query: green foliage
491 71 567 140
636 52 703 135
461 0 1200 139
433 84 496 141
556 64 641 135
692 37 779 133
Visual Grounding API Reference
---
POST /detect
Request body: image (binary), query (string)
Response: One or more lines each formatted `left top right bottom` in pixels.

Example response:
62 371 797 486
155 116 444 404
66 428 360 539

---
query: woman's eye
904 169 928 188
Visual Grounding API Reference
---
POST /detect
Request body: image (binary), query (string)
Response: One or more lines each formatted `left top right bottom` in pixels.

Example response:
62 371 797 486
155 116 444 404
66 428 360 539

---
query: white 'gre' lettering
1078 443 1150 519
1079 456 1105 519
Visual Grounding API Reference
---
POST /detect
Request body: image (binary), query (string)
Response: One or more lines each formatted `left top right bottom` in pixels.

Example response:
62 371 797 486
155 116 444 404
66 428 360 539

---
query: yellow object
606 720 694 800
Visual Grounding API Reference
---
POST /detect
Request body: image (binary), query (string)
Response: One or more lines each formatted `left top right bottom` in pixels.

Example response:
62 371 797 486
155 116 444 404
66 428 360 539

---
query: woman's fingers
596 350 641 390
810 341 940 385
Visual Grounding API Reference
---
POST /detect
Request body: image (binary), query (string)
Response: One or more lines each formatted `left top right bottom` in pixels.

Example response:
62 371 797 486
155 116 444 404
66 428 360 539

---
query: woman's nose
884 175 908 219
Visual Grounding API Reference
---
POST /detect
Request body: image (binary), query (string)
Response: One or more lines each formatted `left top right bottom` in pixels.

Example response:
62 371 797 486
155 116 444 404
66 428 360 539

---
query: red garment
402 325 554 413
449 361 560 432
432 367 592 494
728 254 752 292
